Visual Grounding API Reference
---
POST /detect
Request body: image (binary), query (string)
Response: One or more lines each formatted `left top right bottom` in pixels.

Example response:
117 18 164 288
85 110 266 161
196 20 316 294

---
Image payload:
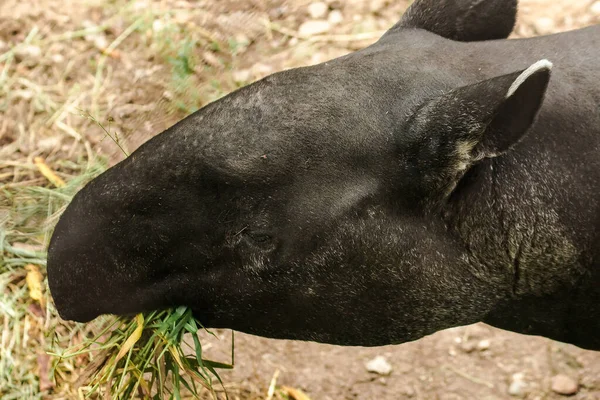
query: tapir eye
246 231 272 244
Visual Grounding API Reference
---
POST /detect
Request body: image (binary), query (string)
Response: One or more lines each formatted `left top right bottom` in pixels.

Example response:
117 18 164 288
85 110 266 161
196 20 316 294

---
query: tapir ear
389 0 518 41
406 60 552 197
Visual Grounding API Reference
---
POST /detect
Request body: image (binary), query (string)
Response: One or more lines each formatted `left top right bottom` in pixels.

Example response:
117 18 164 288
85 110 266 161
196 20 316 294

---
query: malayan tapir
47 0 600 351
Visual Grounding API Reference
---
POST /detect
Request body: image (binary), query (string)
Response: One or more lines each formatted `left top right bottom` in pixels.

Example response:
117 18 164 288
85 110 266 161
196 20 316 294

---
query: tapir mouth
53 301 99 323
47 256 108 323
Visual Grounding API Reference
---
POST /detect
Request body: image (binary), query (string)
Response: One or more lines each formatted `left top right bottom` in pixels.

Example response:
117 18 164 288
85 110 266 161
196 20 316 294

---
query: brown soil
199 323 600 399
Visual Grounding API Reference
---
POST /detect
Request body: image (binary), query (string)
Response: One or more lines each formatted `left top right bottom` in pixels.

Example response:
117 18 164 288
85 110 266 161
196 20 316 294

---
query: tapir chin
47 0 600 351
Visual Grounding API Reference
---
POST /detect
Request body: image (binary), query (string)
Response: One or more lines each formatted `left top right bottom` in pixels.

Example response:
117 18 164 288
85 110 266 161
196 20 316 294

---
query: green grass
50 307 234 399
1 149 233 398
1 160 106 397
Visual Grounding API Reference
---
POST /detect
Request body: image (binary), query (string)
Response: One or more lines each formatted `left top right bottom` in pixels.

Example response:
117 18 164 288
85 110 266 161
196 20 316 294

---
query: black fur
47 0 600 350
391 0 518 41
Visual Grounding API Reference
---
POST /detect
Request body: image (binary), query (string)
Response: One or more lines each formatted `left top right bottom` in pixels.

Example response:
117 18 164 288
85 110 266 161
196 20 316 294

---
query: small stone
152 19 165 32
551 374 579 396
366 356 392 375
308 2 329 19
232 69 251 84
310 52 326 65
328 10 343 25
298 20 331 37
93 35 108 50
591 2 600 16
534 17 556 35
460 341 476 353
509 373 527 398
15 44 42 61
477 339 491 351
509 381 527 397
51 54 64 63
251 62 273 77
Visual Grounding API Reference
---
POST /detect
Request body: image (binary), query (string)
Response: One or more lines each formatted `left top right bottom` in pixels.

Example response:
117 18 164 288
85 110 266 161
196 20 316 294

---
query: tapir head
48 0 552 345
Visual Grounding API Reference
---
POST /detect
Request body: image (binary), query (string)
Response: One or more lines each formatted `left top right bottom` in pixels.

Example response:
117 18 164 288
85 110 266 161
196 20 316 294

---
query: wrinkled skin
48 0 600 350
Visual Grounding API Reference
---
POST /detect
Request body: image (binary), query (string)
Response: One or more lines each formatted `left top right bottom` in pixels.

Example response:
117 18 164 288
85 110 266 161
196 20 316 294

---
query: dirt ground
199 322 600 400
1 0 599 399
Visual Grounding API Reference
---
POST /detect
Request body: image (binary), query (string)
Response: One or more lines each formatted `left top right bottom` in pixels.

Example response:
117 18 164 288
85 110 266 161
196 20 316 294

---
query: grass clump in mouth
50 307 234 399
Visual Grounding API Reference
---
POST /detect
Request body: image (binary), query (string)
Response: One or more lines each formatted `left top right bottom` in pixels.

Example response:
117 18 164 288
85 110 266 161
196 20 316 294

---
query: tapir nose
45 178 119 323
46 171 174 323
47 213 104 323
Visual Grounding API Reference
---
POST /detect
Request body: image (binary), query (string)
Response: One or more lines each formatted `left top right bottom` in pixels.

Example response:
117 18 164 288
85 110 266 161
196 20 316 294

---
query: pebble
15 44 42 61
308 2 329 19
152 19 165 32
534 17 556 35
92 35 108 50
298 20 331 36
592 2 600 16
251 62 273 77
328 10 343 25
477 339 491 351
509 380 527 397
551 374 579 396
460 341 476 353
51 54 65 64
366 356 393 376
232 69 252 84
508 373 527 398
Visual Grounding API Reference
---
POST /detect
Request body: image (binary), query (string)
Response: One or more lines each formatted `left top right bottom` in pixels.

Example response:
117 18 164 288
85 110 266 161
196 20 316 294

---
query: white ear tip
507 59 553 98
534 59 553 70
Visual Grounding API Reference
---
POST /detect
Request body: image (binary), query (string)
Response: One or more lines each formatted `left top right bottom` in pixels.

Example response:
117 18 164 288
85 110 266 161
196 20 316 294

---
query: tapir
47 0 600 351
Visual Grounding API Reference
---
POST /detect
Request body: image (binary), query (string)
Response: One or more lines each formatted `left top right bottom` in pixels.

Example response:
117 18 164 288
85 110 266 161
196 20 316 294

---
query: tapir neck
444 154 600 350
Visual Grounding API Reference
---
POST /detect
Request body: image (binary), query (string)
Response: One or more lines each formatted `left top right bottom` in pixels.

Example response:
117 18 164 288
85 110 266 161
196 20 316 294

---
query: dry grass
1 158 106 398
0 0 394 397
4 0 597 398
